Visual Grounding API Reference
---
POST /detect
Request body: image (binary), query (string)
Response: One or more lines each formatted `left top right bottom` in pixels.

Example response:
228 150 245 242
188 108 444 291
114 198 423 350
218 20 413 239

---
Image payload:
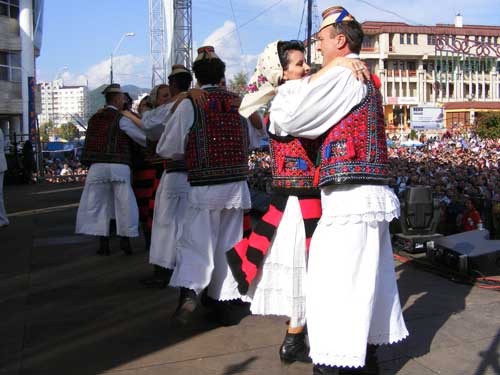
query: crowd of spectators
388 129 500 237
43 157 88 183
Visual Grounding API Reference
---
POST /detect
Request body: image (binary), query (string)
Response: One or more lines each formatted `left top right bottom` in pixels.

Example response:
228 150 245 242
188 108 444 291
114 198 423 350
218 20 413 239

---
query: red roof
361 21 500 36
443 102 500 110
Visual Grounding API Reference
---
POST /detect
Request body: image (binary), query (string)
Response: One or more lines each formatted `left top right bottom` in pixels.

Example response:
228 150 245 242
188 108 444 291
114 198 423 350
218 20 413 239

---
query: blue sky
37 0 500 89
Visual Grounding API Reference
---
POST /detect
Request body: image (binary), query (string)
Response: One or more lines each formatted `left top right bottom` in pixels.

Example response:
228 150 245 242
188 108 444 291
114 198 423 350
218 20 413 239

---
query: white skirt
76 163 139 237
245 196 307 328
149 172 189 269
307 185 408 368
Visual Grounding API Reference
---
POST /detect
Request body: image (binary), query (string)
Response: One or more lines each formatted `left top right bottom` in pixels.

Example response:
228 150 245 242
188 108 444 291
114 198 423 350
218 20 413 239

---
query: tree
39 121 54 142
229 71 248 95
59 122 80 141
475 112 500 140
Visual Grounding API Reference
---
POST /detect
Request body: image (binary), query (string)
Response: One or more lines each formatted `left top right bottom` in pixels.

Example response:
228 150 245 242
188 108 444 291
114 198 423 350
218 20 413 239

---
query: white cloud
202 21 258 82
59 54 149 89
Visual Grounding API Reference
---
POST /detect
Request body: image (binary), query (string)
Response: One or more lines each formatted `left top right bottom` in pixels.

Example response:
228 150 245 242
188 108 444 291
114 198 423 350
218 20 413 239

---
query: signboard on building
410 106 444 130
387 97 419 105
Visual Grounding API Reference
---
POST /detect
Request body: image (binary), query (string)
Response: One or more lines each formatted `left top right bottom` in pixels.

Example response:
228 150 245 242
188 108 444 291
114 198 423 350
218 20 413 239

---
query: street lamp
110 32 135 84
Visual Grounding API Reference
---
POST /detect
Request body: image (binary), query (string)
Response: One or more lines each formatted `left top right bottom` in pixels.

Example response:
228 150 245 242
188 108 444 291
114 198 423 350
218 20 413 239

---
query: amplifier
426 230 500 276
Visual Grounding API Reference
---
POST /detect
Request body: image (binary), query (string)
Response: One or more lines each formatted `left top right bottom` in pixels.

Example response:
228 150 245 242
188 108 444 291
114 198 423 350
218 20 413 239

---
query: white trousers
246 196 307 328
76 179 139 237
307 220 408 368
0 172 8 226
170 207 243 301
149 173 189 269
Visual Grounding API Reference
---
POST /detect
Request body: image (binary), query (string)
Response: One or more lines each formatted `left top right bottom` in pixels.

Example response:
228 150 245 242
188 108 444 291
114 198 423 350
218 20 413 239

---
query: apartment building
39 79 90 128
310 14 500 130
0 0 43 140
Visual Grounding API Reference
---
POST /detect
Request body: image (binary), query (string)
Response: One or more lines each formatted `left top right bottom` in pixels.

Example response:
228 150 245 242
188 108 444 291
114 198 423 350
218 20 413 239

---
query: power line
228 0 248 73
212 0 286 45
297 0 307 40
353 0 424 26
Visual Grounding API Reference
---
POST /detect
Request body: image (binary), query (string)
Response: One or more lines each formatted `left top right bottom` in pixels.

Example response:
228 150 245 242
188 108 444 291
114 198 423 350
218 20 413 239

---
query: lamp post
110 32 135 84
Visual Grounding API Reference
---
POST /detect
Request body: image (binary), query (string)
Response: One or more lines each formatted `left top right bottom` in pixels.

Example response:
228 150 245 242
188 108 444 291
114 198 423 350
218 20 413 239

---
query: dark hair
168 72 192 92
192 58 226 86
329 20 364 54
277 40 306 71
105 92 122 105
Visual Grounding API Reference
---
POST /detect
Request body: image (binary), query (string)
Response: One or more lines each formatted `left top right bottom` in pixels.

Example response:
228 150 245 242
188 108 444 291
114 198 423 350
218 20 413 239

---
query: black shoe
313 364 340 375
96 236 110 256
210 299 251 327
339 345 379 375
171 288 198 325
119 237 133 255
279 330 312 364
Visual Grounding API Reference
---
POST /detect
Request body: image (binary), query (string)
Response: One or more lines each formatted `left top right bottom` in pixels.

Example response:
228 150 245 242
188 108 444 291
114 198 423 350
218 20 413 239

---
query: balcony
387 70 417 77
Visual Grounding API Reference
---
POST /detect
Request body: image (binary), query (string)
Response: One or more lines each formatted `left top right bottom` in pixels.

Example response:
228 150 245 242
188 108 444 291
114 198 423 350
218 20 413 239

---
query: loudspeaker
400 186 440 236
426 230 500 276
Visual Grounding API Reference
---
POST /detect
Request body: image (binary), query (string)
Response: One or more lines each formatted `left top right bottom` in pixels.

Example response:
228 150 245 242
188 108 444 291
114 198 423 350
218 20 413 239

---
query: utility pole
306 0 313 64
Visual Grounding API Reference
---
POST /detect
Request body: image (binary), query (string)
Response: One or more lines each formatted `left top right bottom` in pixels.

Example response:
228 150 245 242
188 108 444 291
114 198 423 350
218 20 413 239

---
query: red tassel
346 138 356 159
312 166 321 187
371 74 381 90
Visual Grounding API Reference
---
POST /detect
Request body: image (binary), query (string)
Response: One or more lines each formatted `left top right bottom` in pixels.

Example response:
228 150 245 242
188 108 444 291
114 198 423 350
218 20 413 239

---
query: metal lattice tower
172 0 192 69
149 0 167 86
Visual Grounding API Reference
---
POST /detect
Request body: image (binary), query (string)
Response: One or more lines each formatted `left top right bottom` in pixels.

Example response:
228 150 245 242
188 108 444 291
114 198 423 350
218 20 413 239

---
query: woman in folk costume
269 6 409 374
227 40 370 365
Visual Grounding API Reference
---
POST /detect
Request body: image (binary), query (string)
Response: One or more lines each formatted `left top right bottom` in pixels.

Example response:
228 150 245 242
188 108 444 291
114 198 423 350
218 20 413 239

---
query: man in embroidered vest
76 83 147 255
270 6 409 375
157 46 251 325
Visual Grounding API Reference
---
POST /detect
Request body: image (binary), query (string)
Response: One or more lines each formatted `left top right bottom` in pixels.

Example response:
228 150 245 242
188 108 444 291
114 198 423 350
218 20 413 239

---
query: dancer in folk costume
158 46 251 324
227 40 370 365
270 6 408 374
122 66 195 288
76 84 147 255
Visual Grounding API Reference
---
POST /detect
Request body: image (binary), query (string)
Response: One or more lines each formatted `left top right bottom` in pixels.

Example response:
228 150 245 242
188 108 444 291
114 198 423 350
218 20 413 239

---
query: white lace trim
311 331 409 368
86 177 128 184
320 209 400 226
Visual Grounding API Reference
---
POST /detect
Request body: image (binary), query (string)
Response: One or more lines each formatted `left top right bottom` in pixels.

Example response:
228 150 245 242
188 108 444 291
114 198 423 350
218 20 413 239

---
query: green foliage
229 71 248 95
476 112 500 140
39 121 54 142
409 129 418 140
59 122 80 141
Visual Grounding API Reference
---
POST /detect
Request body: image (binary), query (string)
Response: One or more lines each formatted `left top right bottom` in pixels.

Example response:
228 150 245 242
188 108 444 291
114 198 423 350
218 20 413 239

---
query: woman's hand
333 57 371 82
188 88 209 107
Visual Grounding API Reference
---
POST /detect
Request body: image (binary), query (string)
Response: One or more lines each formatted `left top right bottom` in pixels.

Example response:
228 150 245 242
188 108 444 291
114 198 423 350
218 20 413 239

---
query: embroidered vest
81 107 133 166
185 87 249 186
268 129 322 196
144 139 164 165
318 81 390 187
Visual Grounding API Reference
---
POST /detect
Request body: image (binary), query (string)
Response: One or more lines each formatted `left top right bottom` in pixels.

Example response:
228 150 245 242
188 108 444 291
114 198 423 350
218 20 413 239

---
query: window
0 51 22 82
413 34 418 45
427 34 436 45
0 0 20 19
406 34 411 44
400 33 405 44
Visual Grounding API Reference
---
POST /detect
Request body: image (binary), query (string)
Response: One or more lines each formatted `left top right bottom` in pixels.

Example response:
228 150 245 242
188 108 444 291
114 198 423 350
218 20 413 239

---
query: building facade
39 79 90 129
0 0 43 142
310 15 500 131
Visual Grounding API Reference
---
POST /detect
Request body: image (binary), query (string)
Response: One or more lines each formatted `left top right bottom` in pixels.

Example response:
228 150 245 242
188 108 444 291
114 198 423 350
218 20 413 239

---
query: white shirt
141 102 175 141
270 53 366 139
106 105 147 147
157 85 251 210
269 54 398 222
